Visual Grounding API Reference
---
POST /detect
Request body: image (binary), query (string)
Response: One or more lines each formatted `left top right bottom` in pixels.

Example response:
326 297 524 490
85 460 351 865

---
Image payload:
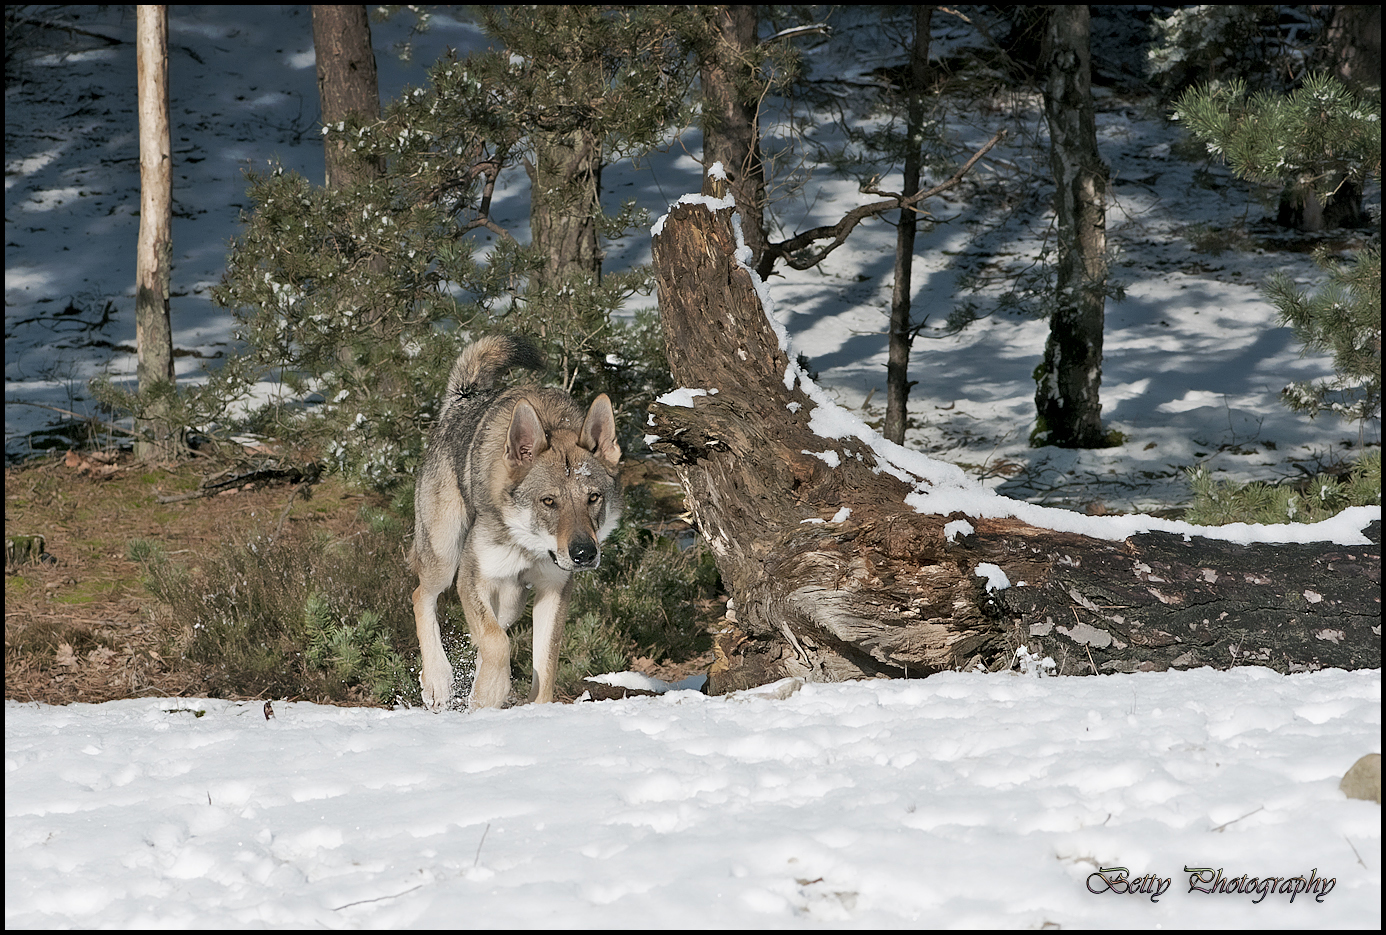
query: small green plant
1185 448 1380 526
1265 246 1381 428
357 504 405 536
1173 75 1380 202
88 351 266 460
302 592 412 704
126 537 184 602
507 610 631 699
133 518 428 704
125 537 167 565
573 512 720 660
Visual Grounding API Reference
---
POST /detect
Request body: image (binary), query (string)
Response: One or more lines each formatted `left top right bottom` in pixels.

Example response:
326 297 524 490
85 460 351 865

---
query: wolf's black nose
569 536 599 568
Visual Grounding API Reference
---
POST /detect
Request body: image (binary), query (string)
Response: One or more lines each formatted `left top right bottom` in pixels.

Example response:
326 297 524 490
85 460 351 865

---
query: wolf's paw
467 672 512 710
420 665 454 712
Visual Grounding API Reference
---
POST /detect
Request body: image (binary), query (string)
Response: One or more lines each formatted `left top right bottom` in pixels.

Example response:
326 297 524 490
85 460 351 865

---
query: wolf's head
502 394 623 571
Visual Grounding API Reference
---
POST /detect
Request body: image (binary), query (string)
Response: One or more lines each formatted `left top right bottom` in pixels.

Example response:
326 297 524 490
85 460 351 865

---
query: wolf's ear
506 400 546 468
580 394 621 466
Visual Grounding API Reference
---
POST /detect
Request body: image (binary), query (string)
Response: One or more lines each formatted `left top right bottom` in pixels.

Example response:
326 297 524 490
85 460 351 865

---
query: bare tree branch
754 128 1006 280
761 23 831 45
465 156 516 242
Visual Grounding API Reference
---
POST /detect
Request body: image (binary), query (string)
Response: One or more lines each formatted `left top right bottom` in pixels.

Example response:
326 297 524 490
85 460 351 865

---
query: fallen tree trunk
962 516 1379 677
646 185 1381 694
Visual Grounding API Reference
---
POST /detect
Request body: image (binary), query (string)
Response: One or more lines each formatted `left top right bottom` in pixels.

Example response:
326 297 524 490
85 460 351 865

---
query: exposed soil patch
4 450 389 705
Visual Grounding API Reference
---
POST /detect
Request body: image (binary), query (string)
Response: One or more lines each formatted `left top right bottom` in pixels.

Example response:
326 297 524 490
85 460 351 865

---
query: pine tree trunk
697 5 769 269
1323 4 1381 91
883 6 933 446
311 6 390 391
1033 5 1109 449
526 129 604 288
135 4 176 461
646 192 1380 694
311 5 383 190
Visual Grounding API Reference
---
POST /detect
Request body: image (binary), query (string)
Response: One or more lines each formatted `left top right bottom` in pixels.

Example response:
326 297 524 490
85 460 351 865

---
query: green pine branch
1173 73 1381 195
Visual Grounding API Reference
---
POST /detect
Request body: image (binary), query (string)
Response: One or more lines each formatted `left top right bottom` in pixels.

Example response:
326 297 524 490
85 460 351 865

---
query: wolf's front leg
462 577 522 709
410 473 467 711
466 625 512 709
413 582 455 712
527 577 573 704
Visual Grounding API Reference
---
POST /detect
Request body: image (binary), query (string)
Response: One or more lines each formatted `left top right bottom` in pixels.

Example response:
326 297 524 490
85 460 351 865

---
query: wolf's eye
588 492 601 504
541 496 556 508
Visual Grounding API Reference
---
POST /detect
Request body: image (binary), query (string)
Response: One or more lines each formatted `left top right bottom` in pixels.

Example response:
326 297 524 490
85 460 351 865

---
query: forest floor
3 449 708 706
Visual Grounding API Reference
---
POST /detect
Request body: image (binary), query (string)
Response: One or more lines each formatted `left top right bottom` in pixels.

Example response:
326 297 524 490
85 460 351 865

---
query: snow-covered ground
6 669 1380 928
5 8 1380 928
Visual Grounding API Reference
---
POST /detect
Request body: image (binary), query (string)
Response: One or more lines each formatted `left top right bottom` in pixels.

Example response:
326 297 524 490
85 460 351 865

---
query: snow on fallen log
645 176 1380 693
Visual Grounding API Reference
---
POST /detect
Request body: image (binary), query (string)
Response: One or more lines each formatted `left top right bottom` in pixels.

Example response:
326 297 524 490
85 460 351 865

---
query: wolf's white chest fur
474 525 550 582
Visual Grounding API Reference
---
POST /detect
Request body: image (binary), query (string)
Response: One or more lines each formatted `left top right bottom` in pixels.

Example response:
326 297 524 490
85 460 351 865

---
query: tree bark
135 4 176 461
884 5 933 446
526 129 604 288
1033 5 1109 449
697 5 769 270
1323 4 1381 93
646 191 1380 695
311 5 383 190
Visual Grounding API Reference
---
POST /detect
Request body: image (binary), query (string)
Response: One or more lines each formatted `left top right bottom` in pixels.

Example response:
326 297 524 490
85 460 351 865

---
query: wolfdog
410 335 623 710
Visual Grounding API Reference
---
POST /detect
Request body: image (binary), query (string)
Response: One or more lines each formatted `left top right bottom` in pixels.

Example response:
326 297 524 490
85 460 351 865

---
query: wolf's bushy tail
444 335 544 402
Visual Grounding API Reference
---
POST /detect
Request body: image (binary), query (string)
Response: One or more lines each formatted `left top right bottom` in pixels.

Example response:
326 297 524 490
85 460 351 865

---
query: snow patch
973 562 1011 593
944 519 975 542
588 671 708 694
656 387 718 408
1014 646 1057 677
7 667 1380 928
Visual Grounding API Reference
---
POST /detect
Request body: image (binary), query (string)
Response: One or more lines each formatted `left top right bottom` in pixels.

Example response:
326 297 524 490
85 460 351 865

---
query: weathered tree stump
646 190 1381 694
